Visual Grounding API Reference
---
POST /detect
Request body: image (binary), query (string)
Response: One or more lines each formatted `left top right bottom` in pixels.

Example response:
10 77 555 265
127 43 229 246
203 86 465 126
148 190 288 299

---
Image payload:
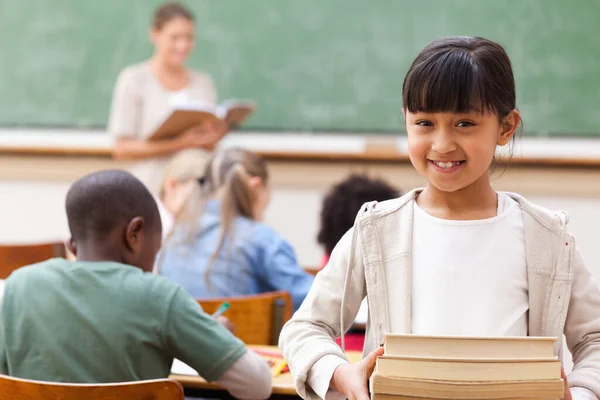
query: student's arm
563 246 600 400
215 350 272 400
278 228 366 400
166 288 272 400
251 230 314 312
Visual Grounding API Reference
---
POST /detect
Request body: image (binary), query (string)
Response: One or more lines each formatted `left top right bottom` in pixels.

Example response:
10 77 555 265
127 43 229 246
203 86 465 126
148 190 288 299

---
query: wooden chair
198 291 292 345
0 242 67 279
303 266 321 276
0 375 183 400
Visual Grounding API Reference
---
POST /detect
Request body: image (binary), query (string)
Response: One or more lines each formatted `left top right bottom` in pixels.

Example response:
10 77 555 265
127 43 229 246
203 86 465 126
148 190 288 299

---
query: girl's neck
416 176 498 220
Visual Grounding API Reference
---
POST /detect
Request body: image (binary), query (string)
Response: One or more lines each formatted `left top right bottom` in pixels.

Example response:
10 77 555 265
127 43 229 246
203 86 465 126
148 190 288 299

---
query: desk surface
169 345 363 396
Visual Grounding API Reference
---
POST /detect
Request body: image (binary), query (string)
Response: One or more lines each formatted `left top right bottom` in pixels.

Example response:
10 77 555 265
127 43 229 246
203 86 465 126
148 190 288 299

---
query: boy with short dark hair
0 170 271 400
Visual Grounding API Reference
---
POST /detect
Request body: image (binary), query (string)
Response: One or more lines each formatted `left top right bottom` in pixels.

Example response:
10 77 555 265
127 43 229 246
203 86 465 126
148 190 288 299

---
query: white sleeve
306 355 348 400
279 227 366 400
215 350 273 400
571 387 599 400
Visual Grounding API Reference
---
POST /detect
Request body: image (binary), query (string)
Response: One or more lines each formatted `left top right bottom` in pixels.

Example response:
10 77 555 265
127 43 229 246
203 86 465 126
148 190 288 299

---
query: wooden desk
170 345 363 399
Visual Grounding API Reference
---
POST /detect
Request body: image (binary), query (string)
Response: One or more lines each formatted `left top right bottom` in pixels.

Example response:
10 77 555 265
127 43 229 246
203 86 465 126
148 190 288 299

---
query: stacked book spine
370 335 565 400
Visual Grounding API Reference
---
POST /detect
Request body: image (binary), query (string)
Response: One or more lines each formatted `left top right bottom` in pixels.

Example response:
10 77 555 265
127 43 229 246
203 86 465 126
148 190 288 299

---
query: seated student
157 148 314 312
157 148 211 238
317 174 400 267
0 170 271 400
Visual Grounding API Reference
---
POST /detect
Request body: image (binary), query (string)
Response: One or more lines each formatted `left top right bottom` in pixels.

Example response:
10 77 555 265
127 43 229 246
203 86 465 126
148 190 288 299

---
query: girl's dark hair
317 175 400 255
402 36 516 121
153 2 194 30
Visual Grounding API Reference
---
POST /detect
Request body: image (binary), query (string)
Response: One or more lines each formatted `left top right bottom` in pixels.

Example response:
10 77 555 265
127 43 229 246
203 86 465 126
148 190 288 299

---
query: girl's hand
331 347 384 400
561 368 573 400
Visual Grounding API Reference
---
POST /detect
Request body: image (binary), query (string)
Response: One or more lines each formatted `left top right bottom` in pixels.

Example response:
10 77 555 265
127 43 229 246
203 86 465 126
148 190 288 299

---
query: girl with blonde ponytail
158 147 313 311
157 148 211 239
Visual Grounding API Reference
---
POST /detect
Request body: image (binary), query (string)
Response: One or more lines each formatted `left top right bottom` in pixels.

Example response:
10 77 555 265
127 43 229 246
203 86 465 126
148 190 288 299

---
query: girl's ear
162 177 179 200
497 109 521 146
125 217 145 252
248 176 263 189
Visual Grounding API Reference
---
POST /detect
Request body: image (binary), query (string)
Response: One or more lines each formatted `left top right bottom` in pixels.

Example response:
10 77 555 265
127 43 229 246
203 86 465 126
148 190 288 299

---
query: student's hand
331 346 384 400
561 367 573 400
216 315 236 334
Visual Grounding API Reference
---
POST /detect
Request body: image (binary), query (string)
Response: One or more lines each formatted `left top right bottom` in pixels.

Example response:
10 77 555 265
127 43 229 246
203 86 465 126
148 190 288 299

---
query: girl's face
405 110 519 193
150 17 195 68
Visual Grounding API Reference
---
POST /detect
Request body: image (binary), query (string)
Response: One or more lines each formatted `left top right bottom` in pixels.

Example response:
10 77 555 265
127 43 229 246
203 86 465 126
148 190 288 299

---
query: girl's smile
428 159 466 173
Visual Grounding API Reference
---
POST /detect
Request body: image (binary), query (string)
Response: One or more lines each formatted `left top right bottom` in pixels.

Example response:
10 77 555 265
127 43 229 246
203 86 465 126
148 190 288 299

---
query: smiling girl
279 36 600 400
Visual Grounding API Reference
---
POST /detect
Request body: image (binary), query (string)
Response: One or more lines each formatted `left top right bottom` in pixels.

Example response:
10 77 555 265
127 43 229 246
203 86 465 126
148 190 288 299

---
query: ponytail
157 147 268 285
205 163 255 284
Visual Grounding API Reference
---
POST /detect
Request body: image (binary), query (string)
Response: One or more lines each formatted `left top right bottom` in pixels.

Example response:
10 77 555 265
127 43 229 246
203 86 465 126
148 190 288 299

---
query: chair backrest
0 242 67 279
303 266 320 276
0 375 183 400
198 291 293 345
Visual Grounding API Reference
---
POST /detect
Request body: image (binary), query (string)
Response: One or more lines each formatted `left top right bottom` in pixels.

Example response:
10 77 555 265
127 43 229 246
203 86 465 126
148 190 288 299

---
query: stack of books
370 334 565 400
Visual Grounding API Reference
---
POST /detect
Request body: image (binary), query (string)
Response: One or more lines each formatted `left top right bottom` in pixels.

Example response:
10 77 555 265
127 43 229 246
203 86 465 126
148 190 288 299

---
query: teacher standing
108 2 225 194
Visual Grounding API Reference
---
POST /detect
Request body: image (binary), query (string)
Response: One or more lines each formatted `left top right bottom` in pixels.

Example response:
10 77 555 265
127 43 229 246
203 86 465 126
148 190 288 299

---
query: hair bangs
403 49 497 115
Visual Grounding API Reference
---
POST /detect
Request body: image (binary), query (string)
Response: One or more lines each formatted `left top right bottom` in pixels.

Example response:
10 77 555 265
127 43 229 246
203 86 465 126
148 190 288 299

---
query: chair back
0 242 67 279
198 291 292 345
0 375 183 400
303 266 320 276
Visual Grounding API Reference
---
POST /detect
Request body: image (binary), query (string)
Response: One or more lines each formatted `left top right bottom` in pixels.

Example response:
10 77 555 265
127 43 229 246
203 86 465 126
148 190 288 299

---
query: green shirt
0 258 246 383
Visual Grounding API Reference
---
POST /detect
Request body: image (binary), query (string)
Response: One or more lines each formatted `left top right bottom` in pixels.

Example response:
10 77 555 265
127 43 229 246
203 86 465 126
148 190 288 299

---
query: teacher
108 2 225 194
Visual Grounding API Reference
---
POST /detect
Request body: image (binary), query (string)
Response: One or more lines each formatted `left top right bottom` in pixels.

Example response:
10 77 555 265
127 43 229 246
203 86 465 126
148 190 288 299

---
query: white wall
0 181 71 244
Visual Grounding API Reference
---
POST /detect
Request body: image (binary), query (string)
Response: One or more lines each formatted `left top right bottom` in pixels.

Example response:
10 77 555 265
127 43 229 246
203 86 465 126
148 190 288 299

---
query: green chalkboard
0 0 599 136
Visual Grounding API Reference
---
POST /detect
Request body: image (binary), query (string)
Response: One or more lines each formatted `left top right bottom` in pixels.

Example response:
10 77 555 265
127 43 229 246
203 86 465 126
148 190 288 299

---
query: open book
149 99 256 141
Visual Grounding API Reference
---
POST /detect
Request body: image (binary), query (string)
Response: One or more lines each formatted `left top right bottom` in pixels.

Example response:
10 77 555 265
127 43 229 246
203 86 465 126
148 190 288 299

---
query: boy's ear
66 238 77 257
497 109 521 146
124 217 145 252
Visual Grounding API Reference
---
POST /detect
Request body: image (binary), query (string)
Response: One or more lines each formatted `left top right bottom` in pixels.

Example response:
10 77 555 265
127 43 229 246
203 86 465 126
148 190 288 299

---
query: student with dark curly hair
317 174 400 267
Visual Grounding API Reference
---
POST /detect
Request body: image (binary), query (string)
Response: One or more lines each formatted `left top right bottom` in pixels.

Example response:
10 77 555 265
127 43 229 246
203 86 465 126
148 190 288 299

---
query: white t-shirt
411 192 528 336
